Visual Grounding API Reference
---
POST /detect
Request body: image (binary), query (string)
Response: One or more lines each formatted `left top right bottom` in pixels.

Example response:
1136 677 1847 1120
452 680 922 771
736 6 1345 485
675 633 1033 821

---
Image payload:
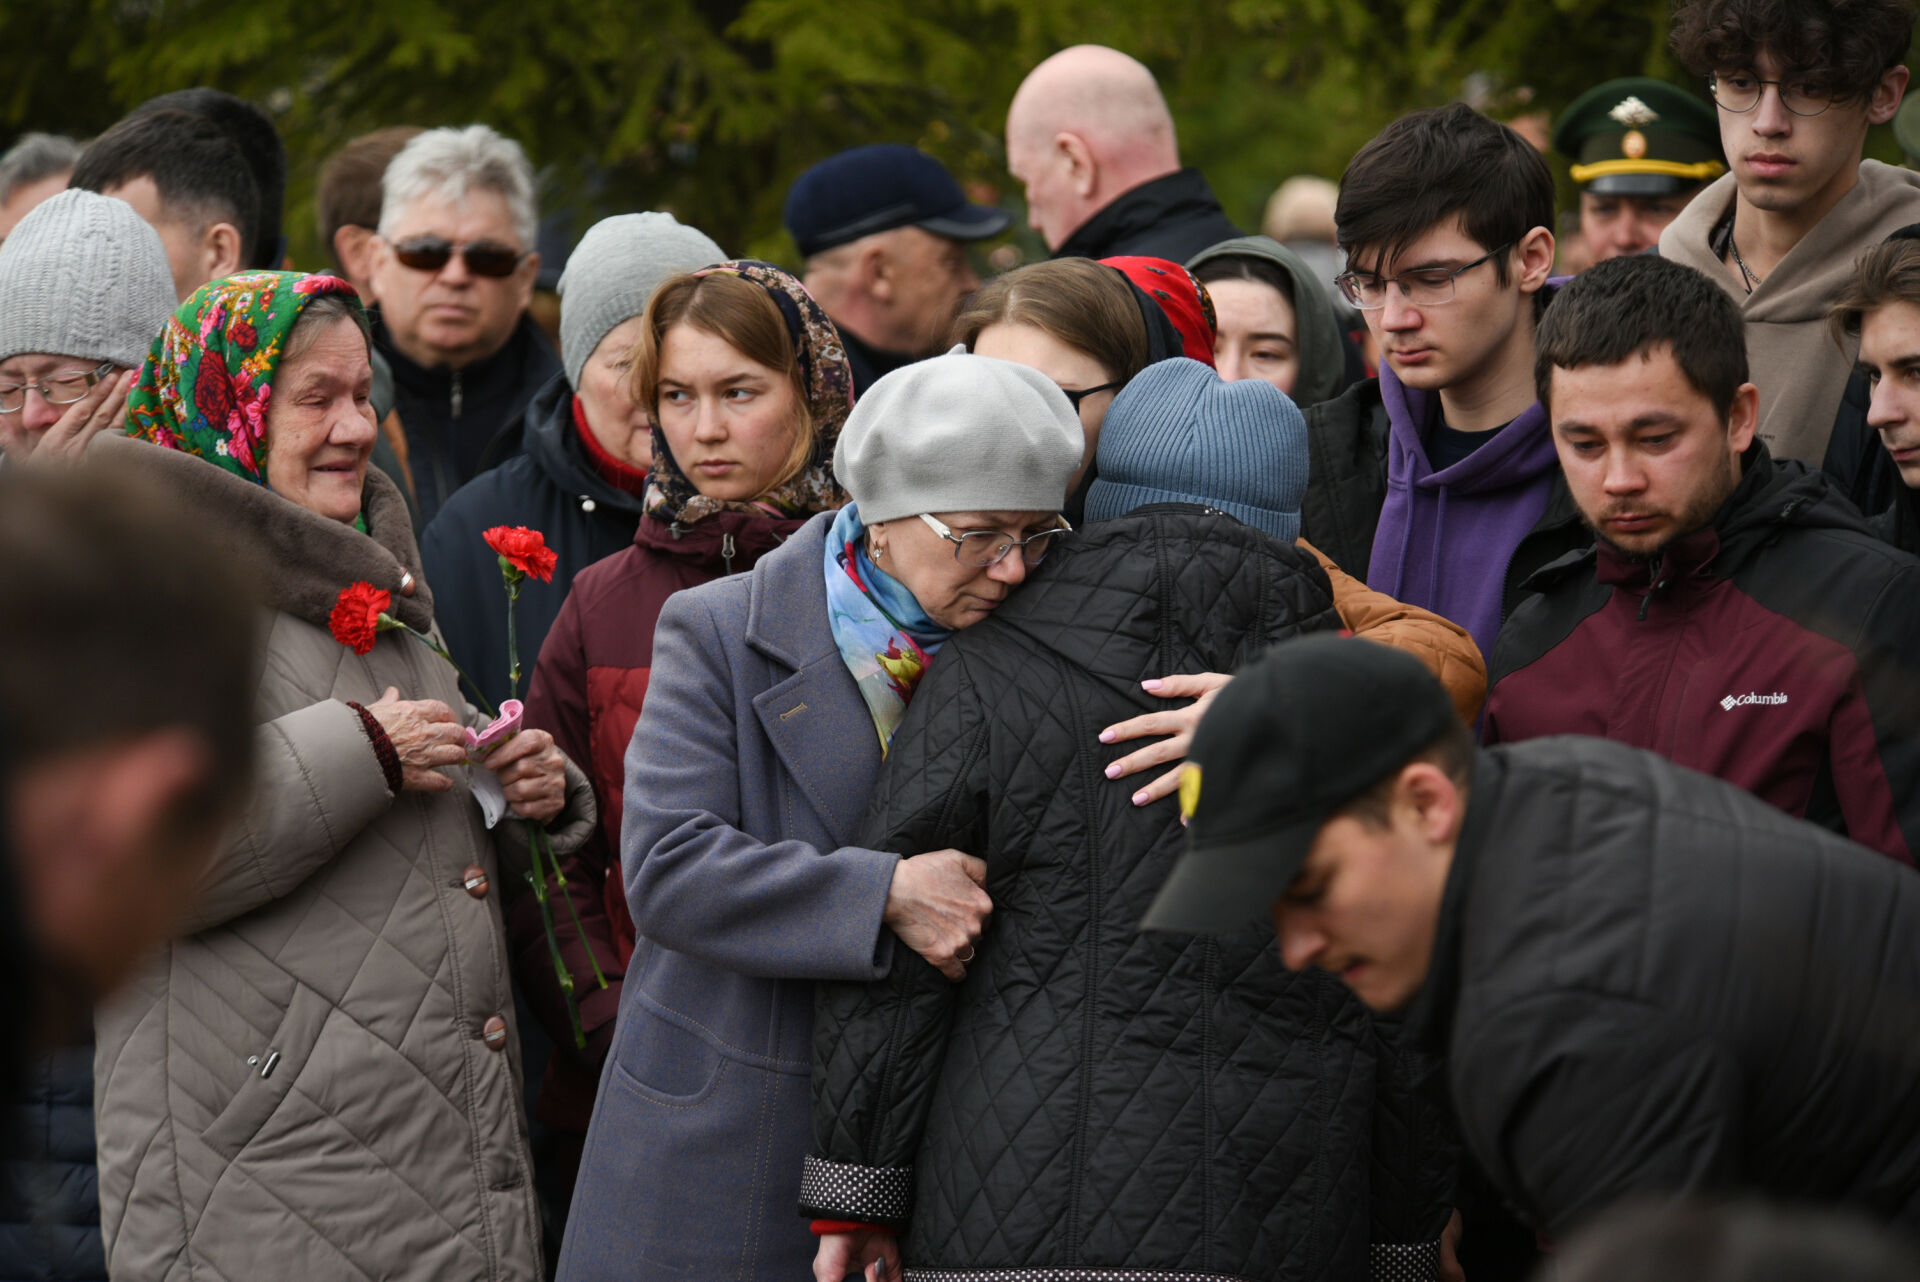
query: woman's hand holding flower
366 686 468 793
482 727 568 823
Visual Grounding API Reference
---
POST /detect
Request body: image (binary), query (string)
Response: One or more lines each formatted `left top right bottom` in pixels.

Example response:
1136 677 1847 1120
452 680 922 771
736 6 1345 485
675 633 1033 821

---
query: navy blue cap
784 144 1010 258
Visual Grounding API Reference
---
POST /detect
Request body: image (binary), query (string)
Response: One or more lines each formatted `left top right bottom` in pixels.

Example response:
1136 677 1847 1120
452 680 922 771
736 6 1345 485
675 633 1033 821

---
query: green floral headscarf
127 271 365 484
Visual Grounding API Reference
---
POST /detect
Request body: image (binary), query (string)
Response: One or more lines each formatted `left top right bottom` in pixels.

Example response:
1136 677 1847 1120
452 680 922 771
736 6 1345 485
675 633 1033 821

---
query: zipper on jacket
450 369 463 419
722 532 737 574
1636 553 1669 622
1060 664 1107 1266
245 1050 281 1079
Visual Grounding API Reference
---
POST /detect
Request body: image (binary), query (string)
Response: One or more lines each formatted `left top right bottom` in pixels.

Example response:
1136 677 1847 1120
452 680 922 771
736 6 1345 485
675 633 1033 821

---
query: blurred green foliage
3 0 1894 270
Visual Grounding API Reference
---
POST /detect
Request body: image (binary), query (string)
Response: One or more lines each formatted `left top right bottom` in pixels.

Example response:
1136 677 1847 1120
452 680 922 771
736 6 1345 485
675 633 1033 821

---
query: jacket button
481 1016 509 1051
462 865 490 899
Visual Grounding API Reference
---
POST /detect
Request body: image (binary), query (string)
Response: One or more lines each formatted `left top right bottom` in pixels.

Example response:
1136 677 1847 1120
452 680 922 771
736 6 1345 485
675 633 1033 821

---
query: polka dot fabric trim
800 1155 913 1223
904 1270 1248 1281
1370 1240 1442 1281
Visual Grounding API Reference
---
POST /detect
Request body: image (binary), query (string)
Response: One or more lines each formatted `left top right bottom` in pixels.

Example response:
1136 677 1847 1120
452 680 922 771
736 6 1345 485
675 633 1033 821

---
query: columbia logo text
1721 692 1789 710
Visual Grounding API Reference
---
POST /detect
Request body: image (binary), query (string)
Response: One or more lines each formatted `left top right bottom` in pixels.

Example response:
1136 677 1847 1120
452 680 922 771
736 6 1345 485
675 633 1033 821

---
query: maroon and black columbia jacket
1485 446 1920 865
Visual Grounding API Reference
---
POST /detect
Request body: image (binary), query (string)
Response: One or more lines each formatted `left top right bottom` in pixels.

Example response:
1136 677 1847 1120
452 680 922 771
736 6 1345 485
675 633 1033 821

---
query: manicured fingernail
1098 729 1116 743
1104 762 1121 778
1141 679 1163 692
1132 790 1149 806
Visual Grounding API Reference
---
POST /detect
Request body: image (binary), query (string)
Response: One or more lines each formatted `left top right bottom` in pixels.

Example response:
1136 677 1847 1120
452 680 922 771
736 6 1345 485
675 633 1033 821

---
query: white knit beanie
556 212 726 389
0 189 177 368
834 350 1085 524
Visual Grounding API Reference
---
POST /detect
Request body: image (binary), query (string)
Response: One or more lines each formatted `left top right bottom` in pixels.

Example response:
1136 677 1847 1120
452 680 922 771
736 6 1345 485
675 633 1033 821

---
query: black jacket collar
1405 748 1503 1054
1053 168 1236 262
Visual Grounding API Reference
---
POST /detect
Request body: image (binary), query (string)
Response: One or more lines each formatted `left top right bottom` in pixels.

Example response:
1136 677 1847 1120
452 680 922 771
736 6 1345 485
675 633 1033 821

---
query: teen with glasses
1662 0 1920 470
1302 103 1585 664
366 124 562 520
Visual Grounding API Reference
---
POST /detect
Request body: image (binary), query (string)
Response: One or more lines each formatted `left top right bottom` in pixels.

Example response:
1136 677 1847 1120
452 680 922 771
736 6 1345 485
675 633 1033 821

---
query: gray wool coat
88 434 595 1282
558 511 902 1282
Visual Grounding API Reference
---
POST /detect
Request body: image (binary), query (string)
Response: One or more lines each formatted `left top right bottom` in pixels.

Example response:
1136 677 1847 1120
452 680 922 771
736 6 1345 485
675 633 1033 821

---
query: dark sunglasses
390 235 528 278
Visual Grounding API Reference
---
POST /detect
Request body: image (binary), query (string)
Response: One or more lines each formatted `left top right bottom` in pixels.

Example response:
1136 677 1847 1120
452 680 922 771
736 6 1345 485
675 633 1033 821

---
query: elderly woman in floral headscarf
91 271 593 1282
553 264 1086 1280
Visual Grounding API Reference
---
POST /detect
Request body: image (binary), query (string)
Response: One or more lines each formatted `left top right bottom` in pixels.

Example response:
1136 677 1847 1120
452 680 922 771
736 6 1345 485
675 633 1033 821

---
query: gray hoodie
1189 234 1349 408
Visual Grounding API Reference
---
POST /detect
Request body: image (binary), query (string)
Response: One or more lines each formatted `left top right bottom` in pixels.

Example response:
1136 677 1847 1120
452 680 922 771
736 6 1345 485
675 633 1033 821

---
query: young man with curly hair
1660 0 1919 467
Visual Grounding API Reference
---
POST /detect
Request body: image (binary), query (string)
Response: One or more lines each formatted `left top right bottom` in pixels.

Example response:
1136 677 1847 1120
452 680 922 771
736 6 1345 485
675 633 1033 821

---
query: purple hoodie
1365 364 1560 658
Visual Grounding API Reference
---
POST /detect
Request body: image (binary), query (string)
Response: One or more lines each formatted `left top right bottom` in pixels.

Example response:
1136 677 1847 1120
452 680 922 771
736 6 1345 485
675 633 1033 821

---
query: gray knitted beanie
556 212 725 389
0 188 177 369
835 350 1084 525
1085 356 1309 541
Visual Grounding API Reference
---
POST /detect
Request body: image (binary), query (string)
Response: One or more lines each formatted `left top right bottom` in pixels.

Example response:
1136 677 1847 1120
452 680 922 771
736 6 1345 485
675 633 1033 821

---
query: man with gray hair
1005 45 1241 261
0 133 80 245
367 124 560 520
0 188 176 463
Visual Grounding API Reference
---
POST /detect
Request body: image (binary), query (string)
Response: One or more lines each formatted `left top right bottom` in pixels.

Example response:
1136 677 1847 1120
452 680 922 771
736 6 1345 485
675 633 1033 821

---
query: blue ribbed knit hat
1085 357 1308 541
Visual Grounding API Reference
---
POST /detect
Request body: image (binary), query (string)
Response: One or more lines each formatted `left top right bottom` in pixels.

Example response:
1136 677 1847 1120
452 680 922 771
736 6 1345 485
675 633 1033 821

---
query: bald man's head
1006 45 1181 250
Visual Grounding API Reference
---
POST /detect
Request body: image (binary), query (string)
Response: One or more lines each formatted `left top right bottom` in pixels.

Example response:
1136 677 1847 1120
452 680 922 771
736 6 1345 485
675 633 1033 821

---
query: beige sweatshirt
1660 161 1920 464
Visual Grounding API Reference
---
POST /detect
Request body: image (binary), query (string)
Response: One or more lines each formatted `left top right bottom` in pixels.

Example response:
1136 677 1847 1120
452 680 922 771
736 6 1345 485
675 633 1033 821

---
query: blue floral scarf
824 504 953 752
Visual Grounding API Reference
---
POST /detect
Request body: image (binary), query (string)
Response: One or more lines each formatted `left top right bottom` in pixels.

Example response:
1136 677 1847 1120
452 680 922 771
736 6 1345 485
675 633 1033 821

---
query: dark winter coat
1299 377 1589 622
1870 481 1920 556
804 508 1457 1280
0 1049 104 1281
1414 735 1920 1238
420 375 647 716
1485 445 1920 864
555 513 902 1282
374 311 562 522
514 506 805 1133
1054 169 1243 264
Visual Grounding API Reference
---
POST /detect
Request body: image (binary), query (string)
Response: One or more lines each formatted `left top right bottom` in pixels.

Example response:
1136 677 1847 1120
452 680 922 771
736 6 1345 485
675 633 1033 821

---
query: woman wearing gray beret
556 351 1084 1281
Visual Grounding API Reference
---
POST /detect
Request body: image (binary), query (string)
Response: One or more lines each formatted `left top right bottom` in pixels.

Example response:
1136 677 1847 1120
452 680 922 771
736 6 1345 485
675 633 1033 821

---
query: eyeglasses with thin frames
0 361 117 414
1057 381 1123 412
1336 243 1515 310
918 513 1072 567
1708 73 1837 118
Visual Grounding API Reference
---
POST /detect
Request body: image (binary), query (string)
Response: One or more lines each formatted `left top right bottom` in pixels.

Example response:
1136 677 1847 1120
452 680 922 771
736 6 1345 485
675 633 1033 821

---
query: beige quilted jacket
91 435 594 1281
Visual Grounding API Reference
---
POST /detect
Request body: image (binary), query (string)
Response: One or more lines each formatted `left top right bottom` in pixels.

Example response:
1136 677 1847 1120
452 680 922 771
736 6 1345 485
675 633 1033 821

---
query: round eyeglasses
1708 73 1836 117
919 513 1072 567
0 361 117 414
1334 243 1514 310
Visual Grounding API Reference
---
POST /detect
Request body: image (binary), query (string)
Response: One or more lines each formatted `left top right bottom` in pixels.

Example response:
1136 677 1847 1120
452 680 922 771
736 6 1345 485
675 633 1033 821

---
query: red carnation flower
329 581 393 655
483 526 558 583
228 318 258 351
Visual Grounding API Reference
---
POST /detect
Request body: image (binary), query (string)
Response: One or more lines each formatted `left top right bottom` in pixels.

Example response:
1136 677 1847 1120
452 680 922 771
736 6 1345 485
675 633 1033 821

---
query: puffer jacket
1412 736 1920 1238
1486 445 1920 864
421 373 650 716
805 507 1457 1280
0 1049 103 1281
514 507 805 1133
1302 539 1485 724
89 434 595 1282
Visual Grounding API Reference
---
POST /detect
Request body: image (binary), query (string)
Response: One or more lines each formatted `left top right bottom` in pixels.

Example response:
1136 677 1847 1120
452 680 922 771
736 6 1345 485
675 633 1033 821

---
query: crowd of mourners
9 1 1920 1279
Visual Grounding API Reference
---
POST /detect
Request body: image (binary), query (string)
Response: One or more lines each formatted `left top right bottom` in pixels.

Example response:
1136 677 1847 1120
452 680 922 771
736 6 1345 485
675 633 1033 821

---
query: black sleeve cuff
798 1154 913 1227
1372 1240 1442 1282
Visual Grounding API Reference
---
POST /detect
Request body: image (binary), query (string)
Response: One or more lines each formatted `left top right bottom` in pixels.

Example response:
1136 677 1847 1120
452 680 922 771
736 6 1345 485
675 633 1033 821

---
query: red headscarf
1101 256 1218 367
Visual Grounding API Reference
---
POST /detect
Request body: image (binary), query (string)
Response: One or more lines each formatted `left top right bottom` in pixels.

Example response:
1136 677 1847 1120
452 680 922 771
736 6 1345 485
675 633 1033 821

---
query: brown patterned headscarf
642 259 852 525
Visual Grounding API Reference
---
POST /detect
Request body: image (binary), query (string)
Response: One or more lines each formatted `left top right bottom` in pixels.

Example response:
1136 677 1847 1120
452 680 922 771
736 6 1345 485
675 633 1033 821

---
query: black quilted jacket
803 507 1456 1281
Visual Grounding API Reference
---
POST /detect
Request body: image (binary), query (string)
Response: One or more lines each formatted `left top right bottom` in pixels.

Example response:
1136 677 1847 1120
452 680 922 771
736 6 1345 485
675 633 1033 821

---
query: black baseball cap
1141 635 1458 934
784 144 1010 259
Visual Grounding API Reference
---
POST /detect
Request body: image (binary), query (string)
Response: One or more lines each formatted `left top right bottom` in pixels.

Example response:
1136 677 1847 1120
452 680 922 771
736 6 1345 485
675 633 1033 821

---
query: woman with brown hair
954 255 1178 520
520 260 849 1220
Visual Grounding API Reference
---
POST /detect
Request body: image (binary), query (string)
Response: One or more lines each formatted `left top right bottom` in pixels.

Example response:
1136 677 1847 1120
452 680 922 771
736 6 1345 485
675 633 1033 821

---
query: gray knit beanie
0 188 177 369
556 212 726 389
1086 356 1309 541
835 350 1084 524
